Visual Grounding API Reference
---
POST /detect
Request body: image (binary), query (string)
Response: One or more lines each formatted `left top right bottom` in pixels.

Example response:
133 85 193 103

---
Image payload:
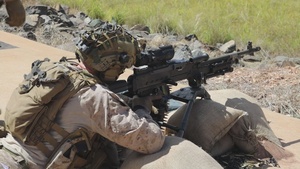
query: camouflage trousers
0 149 25 169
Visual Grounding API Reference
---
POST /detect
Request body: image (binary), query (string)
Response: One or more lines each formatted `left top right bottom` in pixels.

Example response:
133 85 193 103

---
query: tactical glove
117 93 133 106
132 94 162 113
4 0 26 27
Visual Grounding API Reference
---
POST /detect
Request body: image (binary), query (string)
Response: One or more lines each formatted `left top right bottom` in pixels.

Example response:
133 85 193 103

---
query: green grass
41 0 300 57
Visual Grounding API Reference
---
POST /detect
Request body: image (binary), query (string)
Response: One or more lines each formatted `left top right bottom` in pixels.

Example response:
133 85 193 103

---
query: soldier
0 24 165 168
0 0 25 27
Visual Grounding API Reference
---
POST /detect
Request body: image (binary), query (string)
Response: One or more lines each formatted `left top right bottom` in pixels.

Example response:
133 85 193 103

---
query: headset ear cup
119 53 130 64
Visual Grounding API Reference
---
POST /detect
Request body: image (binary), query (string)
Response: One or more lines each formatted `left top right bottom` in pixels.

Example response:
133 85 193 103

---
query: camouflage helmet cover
75 24 140 73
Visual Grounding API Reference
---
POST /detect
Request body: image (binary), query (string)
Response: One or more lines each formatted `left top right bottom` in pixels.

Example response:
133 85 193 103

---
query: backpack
4 58 98 155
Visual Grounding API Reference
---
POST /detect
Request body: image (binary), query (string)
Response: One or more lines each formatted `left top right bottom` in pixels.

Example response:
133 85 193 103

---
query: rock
185 34 198 41
58 13 74 27
55 4 70 14
18 31 37 41
27 32 37 41
191 49 208 60
243 55 262 62
0 6 8 19
39 15 52 25
147 34 170 48
89 19 105 27
69 15 84 27
219 40 236 53
84 17 92 25
26 14 40 26
188 39 203 51
26 5 47 15
273 56 296 67
23 14 41 32
75 12 87 21
130 24 150 34
23 23 36 32
172 44 192 62
290 58 300 65
26 5 58 16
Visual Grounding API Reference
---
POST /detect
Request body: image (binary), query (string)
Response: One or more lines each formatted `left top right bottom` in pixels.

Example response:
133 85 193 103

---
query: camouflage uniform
0 149 24 169
0 82 165 168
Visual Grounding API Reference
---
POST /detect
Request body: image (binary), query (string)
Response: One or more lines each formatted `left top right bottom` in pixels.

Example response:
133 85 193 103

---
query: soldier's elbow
148 134 165 154
140 131 165 154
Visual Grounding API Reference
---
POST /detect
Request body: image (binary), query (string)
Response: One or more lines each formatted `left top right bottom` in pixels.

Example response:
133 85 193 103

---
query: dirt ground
203 62 300 118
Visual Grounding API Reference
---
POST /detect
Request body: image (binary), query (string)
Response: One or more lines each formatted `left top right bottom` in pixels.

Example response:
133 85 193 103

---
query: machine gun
109 42 261 137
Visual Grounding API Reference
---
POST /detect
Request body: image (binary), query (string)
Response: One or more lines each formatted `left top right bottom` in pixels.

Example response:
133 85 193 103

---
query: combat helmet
75 23 140 82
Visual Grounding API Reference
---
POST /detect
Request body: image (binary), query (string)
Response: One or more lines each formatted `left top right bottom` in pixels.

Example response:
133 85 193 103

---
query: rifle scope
135 45 175 67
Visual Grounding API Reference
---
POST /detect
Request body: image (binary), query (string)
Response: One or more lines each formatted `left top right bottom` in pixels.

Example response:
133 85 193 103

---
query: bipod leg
170 86 210 137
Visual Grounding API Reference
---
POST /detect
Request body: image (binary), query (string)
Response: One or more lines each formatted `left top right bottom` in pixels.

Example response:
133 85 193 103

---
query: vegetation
39 0 300 57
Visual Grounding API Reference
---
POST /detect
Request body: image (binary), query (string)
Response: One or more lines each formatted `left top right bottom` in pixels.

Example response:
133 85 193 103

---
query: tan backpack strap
52 123 69 137
46 128 91 166
43 132 58 148
36 142 52 158
81 150 107 169
82 134 118 169
68 132 109 169
68 156 88 169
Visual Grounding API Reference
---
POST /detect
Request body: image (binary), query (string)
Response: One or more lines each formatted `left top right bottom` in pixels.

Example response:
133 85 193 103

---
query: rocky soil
1 4 299 118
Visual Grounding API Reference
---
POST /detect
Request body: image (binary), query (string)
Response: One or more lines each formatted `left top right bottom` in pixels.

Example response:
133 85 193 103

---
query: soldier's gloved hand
5 0 26 27
117 93 133 106
132 94 162 113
